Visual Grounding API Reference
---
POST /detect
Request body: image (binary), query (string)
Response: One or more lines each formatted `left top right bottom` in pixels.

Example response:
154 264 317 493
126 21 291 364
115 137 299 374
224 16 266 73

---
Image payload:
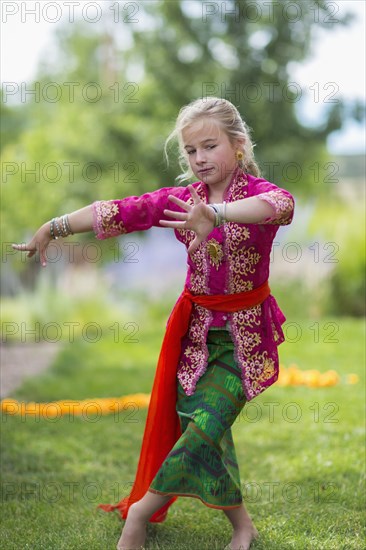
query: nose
195 148 206 164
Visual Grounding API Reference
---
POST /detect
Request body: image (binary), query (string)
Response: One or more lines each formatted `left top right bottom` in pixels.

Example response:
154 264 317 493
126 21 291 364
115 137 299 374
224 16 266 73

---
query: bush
328 225 365 316
308 193 365 317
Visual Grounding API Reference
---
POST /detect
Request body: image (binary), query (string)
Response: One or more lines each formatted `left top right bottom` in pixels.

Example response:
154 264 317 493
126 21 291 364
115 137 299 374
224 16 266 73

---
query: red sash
98 280 270 521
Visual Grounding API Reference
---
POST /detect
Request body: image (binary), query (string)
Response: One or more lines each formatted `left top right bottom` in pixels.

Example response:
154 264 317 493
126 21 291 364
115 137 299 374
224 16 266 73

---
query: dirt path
0 343 61 399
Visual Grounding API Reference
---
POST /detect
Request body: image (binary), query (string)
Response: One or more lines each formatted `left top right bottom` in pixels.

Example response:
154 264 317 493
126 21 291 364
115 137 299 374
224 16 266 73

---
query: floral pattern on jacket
92 169 294 401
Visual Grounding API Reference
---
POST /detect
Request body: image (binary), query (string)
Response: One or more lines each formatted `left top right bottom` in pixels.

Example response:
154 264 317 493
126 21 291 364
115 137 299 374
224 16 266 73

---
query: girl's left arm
160 184 294 253
224 188 294 225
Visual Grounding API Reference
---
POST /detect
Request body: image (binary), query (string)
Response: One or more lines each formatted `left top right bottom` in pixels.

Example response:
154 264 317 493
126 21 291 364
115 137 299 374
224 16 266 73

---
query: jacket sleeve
250 178 295 226
92 186 187 239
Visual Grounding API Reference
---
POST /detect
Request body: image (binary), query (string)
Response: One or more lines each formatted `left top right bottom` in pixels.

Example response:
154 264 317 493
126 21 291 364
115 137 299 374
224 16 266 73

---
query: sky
1 0 365 155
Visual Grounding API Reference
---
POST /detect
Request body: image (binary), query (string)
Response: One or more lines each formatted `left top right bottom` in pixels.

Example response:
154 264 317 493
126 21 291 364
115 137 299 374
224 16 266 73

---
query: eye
186 149 195 155
206 145 217 150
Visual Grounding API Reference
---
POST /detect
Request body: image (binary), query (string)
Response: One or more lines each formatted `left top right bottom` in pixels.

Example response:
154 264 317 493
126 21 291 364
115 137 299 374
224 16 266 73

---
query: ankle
128 502 150 523
233 524 259 539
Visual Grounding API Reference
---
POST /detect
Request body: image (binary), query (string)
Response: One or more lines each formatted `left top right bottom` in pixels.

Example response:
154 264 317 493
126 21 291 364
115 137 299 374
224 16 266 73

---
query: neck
208 166 240 203
208 191 224 204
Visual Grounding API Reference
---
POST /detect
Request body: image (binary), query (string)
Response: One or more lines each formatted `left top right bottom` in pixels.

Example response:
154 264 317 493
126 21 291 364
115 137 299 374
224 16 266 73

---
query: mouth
198 167 215 174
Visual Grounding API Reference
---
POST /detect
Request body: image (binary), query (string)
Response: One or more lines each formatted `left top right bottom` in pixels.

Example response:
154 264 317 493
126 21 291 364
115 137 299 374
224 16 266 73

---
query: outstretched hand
159 185 215 254
12 223 52 267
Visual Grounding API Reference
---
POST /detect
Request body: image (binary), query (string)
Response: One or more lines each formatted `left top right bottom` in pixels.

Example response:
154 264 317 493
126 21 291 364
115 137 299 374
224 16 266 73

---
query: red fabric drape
98 281 270 522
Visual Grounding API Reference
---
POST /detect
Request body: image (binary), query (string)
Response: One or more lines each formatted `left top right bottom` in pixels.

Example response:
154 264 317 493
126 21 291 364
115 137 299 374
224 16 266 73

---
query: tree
122 0 355 191
1 0 360 248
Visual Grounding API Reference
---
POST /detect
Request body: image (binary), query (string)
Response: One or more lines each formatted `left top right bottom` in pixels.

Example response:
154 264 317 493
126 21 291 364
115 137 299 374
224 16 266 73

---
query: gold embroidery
183 345 206 364
232 306 262 329
230 170 249 200
176 183 212 393
206 238 224 270
224 171 254 293
188 305 208 343
177 362 196 391
190 245 208 294
260 190 294 225
271 321 280 342
236 329 262 356
176 227 195 246
227 224 251 252
95 201 126 238
231 277 253 293
246 352 276 389
231 246 261 277
176 171 289 401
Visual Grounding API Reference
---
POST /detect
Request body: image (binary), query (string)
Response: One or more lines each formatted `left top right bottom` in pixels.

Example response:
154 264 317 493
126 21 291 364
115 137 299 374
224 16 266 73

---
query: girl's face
182 118 240 194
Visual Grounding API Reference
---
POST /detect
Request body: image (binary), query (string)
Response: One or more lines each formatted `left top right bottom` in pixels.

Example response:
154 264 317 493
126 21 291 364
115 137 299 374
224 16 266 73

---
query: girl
13 97 294 550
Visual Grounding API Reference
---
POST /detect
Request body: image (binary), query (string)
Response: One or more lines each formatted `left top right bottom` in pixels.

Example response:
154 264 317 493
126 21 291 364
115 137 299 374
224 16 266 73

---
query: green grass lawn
1 316 365 550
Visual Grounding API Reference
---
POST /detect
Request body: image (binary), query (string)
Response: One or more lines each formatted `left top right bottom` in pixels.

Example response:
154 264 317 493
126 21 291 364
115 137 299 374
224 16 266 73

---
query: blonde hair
165 97 261 182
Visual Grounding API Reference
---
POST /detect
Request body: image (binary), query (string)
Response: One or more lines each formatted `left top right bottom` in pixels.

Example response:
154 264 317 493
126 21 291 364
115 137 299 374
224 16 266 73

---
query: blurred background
1 0 365 354
1 5 365 547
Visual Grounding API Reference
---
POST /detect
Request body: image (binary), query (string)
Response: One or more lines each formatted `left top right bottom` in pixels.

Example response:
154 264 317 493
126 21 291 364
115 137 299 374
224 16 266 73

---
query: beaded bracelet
50 218 57 239
49 215 74 239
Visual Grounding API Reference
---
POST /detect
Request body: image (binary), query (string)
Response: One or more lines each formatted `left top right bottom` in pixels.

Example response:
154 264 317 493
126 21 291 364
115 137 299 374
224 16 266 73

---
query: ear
234 137 245 150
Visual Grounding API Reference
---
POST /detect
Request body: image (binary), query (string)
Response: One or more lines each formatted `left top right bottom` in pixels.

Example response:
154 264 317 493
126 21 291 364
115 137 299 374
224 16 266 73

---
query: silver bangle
222 201 227 223
208 203 226 227
208 204 220 227
49 215 74 239
64 215 74 235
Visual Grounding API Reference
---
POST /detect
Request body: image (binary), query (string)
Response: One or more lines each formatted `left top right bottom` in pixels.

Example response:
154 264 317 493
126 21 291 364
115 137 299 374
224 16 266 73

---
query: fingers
188 235 201 254
12 243 30 251
12 243 36 258
12 243 47 266
39 249 47 267
167 195 191 211
163 209 187 220
159 219 186 228
167 186 202 213
188 184 201 205
12 243 36 257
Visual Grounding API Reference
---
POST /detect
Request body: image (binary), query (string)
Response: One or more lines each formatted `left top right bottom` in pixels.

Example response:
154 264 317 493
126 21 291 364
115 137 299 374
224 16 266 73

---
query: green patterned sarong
149 329 247 509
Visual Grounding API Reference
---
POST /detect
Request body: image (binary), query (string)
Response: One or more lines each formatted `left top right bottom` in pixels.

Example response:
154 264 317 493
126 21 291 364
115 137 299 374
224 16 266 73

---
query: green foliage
126 0 353 192
1 0 362 320
1 0 357 246
308 195 365 317
328 224 365 316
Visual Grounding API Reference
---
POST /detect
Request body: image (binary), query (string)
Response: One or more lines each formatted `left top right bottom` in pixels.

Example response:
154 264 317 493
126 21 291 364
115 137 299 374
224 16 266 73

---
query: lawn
1 315 365 550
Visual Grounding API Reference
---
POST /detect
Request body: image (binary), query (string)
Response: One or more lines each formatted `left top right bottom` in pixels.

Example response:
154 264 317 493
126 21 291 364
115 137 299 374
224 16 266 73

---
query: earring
236 150 244 166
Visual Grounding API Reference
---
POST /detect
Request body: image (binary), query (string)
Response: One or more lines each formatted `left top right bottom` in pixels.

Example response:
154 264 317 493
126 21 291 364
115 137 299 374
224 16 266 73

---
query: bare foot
228 523 259 550
116 503 146 550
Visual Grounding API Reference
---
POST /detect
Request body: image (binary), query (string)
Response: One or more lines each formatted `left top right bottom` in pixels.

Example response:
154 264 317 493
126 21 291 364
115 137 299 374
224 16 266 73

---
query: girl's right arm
12 205 94 267
12 185 187 267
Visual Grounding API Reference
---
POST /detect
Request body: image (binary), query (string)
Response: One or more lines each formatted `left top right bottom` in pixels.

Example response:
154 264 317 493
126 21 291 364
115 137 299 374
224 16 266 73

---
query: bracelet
50 218 57 239
208 204 220 227
49 215 74 239
208 202 227 227
222 201 227 223
63 215 74 235
54 217 62 238
60 215 73 237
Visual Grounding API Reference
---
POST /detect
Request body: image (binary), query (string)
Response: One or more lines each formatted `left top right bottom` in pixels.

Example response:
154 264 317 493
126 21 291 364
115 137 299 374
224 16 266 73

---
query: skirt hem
148 487 243 510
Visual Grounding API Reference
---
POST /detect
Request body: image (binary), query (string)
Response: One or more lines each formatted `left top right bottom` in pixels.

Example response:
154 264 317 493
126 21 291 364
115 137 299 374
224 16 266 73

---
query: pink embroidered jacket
92 169 294 401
